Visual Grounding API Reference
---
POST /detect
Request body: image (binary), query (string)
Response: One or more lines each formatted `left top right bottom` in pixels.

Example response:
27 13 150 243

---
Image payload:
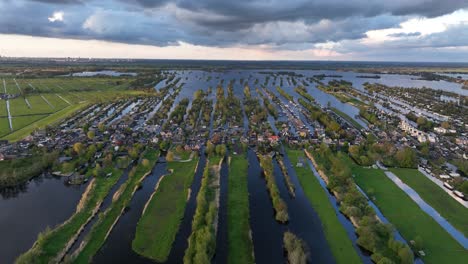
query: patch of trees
258 155 288 223
359 107 380 125
244 85 268 129
0 150 59 188
295 86 315 103
298 98 343 138
283 231 308 264
276 86 294 102
206 141 227 158
169 98 190 125
348 141 418 168
257 88 278 119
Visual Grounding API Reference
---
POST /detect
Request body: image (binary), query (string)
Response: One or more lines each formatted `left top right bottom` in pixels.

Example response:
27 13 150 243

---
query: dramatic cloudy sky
0 0 467 61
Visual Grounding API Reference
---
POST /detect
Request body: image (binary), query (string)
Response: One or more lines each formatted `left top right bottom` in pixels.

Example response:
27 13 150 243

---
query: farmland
0 76 135 141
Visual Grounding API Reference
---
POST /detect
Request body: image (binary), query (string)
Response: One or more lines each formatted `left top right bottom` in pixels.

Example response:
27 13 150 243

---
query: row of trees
258 155 289 223
184 164 218 263
313 144 414 264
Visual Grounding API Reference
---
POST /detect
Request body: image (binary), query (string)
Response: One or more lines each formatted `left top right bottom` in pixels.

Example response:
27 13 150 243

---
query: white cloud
48 11 64 23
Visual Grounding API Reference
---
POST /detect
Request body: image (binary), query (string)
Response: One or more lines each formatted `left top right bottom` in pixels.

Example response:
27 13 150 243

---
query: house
434 127 447 134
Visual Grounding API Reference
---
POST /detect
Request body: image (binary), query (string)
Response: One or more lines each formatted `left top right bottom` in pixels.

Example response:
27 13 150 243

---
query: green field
42 94 69 110
227 155 255 264
16 167 124 264
0 118 10 137
12 115 48 131
286 149 362 264
0 76 135 140
352 165 468 264
4 103 88 141
72 149 159 263
0 99 7 117
9 97 31 116
132 155 199 262
27 95 54 114
389 168 468 237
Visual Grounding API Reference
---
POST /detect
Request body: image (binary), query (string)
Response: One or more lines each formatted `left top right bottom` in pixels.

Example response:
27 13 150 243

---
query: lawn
286 149 362 264
227 154 255 264
131 155 199 262
72 149 159 264
353 165 468 264
389 168 468 237
16 167 124 264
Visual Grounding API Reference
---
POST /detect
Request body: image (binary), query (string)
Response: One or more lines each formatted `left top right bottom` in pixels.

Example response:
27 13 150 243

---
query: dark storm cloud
1 0 467 50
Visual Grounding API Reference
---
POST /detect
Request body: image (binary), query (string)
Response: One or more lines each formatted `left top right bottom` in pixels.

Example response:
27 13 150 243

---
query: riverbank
131 154 199 262
70 149 159 263
15 167 123 264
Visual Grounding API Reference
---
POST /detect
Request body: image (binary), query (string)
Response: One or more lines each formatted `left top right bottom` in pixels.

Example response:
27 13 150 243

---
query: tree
87 130 95 140
98 122 106 132
206 141 215 156
93 163 102 177
441 121 450 129
398 245 414 264
73 142 85 155
395 147 417 168
215 144 227 157
103 153 113 168
166 151 174 162
141 159 150 167
349 145 361 159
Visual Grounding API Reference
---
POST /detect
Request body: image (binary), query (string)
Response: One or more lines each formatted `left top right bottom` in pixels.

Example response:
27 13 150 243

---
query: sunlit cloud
48 11 64 23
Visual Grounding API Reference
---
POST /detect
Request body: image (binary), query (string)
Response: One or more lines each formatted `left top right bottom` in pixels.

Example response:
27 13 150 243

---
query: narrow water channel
247 149 284 264
304 158 373 264
213 158 229 264
91 161 168 263
272 156 335 263
165 153 207 263
0 175 88 263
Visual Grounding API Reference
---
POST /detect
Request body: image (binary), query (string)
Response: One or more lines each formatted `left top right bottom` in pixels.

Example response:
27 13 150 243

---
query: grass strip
131 155 199 262
227 155 255 264
71 149 159 263
286 149 362 264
